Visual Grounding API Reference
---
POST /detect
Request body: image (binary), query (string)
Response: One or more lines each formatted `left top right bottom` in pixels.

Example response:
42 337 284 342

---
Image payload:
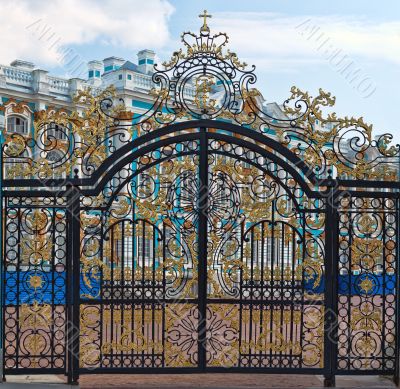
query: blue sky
0 0 399 140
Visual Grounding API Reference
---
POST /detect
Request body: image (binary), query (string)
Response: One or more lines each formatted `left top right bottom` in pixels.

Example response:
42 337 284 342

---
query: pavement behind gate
0 374 397 388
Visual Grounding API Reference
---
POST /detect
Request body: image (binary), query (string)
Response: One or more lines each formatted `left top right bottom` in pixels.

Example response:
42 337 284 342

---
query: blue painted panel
4 271 396 305
5 271 67 305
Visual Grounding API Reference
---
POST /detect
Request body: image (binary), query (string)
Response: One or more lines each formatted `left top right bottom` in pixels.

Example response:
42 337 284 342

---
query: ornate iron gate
1 13 399 387
77 124 327 375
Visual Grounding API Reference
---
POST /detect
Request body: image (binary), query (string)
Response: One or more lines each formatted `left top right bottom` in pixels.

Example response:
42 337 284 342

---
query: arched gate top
1 11 399 189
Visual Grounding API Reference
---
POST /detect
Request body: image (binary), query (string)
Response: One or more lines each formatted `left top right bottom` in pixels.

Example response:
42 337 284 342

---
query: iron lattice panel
336 195 398 372
3 196 68 371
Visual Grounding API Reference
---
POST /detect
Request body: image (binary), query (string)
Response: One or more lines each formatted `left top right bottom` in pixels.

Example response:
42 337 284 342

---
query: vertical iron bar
65 190 70 380
289 228 295 367
110 226 115 366
346 203 352 369
99 213 104 369
249 228 254 363
323 180 338 387
382 198 387 371
161 222 166 368
260 222 265 368
394 195 400 386
151 225 156 367
279 223 284 365
16 209 21 369
0 140 4 382
121 221 125 367
141 220 145 367
238 221 244 367
299 213 306 368
198 127 208 371
66 184 80 385
269 202 275 364
65 185 72 381
133 222 137 368
51 208 56 368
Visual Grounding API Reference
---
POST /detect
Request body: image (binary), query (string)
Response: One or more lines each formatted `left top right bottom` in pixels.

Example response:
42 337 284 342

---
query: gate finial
199 10 212 35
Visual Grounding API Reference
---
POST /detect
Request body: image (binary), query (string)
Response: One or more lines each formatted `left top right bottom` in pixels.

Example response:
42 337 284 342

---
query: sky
0 0 399 141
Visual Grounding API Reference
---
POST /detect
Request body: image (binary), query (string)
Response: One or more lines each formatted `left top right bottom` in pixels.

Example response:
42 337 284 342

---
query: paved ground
1 374 397 388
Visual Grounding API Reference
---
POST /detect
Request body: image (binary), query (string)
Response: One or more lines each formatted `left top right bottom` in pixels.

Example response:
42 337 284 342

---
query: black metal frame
1 13 399 388
2 122 399 385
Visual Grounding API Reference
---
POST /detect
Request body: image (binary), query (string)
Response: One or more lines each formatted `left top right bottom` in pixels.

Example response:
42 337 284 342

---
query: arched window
7 115 28 134
44 123 68 140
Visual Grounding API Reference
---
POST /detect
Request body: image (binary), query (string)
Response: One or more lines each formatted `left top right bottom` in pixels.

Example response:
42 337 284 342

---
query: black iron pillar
197 127 209 371
323 175 339 387
66 184 81 385
0 132 5 382
394 195 400 387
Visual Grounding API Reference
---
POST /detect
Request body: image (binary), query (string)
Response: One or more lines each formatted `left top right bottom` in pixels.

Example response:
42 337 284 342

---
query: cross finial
199 10 212 34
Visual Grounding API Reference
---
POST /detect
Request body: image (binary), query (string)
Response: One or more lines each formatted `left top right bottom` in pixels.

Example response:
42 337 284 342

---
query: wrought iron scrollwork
2 11 398 184
1 9 399 379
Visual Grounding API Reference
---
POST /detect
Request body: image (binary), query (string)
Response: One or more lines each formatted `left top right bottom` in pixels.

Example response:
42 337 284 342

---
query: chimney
103 56 125 73
137 50 155 74
87 60 103 86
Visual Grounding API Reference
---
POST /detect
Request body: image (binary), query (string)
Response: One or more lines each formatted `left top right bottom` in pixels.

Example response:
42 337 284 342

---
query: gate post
0 126 4 383
394 195 400 387
323 177 339 387
66 184 80 385
197 127 209 371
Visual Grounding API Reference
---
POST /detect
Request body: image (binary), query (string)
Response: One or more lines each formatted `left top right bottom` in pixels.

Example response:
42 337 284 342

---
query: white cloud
211 12 400 69
0 0 174 67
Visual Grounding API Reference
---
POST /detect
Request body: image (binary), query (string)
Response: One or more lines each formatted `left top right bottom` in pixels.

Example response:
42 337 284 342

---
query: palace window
7 115 28 134
137 236 153 267
45 124 67 140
